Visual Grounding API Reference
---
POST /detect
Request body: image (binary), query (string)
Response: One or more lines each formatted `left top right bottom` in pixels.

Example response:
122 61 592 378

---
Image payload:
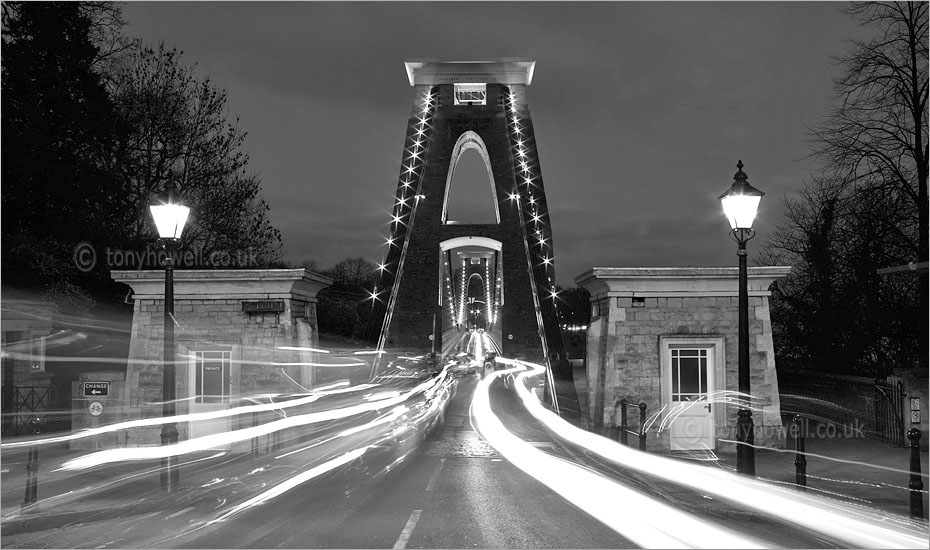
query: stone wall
109 269 330 449
577 266 790 453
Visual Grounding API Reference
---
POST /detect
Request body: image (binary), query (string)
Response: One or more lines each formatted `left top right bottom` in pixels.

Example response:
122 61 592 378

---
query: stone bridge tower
367 59 566 372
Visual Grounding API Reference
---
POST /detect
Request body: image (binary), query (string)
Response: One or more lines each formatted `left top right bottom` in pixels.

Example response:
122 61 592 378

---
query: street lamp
149 178 190 492
719 160 764 477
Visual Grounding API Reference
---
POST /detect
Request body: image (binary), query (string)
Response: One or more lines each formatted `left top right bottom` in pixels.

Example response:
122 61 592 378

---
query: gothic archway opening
442 131 500 225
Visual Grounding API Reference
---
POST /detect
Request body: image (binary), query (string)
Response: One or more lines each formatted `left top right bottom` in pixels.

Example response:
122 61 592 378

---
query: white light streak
471 366 769 549
506 359 930 549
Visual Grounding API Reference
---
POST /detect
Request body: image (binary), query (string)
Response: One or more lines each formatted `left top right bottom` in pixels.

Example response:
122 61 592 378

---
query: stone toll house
96 269 331 450
576 266 791 453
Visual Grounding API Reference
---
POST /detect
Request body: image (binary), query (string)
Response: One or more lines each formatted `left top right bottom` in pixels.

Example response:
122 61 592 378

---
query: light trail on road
502 357 930 549
53 369 452 471
472 364 771 549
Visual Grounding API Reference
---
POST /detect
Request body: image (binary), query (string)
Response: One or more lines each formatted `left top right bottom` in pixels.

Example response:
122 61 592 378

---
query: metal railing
616 398 647 451
1 387 51 436
874 376 905 446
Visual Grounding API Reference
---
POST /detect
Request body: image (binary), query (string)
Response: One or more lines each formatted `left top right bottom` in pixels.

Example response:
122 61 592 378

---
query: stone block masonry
108 269 331 449
576 266 791 453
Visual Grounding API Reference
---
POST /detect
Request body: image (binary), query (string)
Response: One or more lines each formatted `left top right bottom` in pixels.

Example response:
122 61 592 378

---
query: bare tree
804 1 927 370
107 43 282 265
326 257 377 288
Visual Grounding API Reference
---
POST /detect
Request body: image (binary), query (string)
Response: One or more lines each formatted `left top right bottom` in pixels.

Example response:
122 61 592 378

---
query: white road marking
392 509 422 549
165 506 196 520
425 458 445 491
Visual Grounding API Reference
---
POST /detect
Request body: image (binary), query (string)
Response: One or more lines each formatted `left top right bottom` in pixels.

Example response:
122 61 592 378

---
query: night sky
122 1 864 287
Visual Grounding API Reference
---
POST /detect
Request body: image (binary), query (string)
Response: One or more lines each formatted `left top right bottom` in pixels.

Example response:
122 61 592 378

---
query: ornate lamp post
149 178 190 492
719 160 764 476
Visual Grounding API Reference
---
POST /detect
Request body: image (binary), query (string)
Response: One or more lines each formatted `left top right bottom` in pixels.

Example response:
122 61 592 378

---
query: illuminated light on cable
529 197 536 205
549 288 559 300
508 193 520 202
538 236 547 246
385 236 396 246
520 161 529 171
532 213 542 223
471 366 769 549
542 256 552 266
485 260 493 324
368 288 383 302
391 214 405 226
505 359 930 550
377 263 388 272
458 257 467 325
396 197 409 208
404 164 416 175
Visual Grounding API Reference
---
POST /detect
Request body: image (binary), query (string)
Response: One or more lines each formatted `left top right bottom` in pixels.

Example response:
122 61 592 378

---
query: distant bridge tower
367 59 566 371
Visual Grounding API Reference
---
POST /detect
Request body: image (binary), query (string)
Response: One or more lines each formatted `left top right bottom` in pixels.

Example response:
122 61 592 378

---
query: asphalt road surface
3 372 923 549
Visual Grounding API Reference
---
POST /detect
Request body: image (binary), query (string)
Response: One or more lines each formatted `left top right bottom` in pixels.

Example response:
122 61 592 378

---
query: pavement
2 366 928 538
1 438 255 536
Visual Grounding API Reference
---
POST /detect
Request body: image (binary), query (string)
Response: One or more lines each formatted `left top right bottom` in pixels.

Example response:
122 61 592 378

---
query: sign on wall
242 300 285 314
83 382 109 397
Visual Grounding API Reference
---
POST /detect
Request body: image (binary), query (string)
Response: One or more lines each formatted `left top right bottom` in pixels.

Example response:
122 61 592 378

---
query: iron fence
874 376 905 446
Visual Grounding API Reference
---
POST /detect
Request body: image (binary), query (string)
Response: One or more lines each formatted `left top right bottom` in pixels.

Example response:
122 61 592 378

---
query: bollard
619 399 628 446
907 428 924 519
793 415 807 488
637 402 647 451
22 416 41 512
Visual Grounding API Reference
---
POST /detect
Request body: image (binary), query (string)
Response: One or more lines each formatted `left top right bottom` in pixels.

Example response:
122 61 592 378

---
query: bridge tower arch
367 59 565 372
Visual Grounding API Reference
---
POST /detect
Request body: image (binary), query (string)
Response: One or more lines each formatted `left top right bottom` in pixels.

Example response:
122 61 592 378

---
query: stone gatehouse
94 269 331 450
575 266 791 453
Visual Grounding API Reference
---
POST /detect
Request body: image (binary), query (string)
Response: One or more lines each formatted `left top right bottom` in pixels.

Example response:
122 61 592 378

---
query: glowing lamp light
719 160 764 231
149 185 190 240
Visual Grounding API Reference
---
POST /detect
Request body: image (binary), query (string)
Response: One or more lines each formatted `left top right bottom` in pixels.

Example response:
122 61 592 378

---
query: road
3 364 928 549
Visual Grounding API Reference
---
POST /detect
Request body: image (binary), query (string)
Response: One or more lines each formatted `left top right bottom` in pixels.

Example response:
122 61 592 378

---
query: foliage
1 2 120 312
323 257 377 288
762 2 927 375
1 3 283 314
106 42 282 265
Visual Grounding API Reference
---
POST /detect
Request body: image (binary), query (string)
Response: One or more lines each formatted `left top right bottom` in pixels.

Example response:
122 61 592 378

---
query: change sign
83 382 109 397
